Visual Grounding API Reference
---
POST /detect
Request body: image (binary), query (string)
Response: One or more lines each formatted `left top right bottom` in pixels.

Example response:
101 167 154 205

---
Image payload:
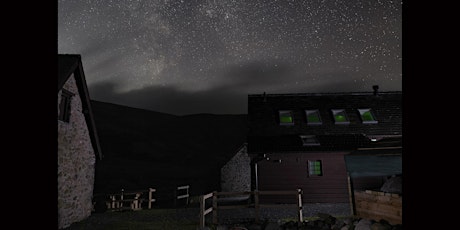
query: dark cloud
89 82 248 115
88 70 395 116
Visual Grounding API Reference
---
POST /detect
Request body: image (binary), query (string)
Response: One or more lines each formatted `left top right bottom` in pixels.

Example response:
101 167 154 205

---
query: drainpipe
255 163 259 191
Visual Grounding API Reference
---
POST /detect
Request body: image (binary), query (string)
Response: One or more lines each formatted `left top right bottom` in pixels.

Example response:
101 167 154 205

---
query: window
308 160 323 176
358 109 378 124
59 89 73 122
279 110 294 125
305 110 322 125
331 109 350 124
300 135 320 146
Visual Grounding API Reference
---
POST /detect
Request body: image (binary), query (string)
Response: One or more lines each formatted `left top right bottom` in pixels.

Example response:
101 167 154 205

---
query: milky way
58 0 402 115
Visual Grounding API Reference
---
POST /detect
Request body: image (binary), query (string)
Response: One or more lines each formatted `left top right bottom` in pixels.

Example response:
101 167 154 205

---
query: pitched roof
248 91 402 137
58 54 103 160
247 91 402 153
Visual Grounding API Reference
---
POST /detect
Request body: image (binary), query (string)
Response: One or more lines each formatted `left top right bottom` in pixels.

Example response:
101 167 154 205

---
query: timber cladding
257 152 350 203
354 190 402 225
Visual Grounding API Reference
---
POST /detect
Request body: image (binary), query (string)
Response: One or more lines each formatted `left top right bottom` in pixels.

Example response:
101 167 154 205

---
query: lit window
59 89 73 122
300 135 320 146
358 109 378 124
279 110 294 125
331 109 350 124
308 160 323 176
305 110 322 125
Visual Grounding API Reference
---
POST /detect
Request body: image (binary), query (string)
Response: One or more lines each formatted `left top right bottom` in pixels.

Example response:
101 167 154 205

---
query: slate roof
58 54 103 160
247 90 402 154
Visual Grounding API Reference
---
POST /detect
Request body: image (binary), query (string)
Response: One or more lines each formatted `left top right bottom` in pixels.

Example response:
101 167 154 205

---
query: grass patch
63 209 198 230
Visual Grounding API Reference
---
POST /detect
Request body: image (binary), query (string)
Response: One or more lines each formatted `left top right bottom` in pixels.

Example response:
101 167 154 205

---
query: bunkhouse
58 54 103 229
247 86 402 205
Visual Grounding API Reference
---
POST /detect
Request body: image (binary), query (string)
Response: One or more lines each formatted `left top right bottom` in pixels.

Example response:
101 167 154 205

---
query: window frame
308 160 323 176
278 110 294 125
331 109 350 125
358 108 378 124
300 135 320 146
59 89 74 123
305 109 322 125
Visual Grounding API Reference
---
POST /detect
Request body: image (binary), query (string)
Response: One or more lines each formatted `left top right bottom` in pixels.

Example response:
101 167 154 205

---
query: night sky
58 0 402 115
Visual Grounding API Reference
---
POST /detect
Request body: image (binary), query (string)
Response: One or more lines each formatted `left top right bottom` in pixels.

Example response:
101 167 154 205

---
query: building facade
58 54 102 229
247 88 402 204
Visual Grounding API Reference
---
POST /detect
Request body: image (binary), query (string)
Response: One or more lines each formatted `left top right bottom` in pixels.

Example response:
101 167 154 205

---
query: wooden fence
354 190 402 225
95 185 190 211
199 189 303 228
174 185 190 207
105 187 156 211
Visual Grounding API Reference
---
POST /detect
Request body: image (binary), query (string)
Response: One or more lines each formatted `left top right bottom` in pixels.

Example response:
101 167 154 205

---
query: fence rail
102 187 156 211
199 189 303 228
174 185 190 207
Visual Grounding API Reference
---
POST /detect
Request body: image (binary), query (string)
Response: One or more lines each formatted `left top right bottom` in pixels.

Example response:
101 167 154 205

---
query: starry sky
58 0 402 115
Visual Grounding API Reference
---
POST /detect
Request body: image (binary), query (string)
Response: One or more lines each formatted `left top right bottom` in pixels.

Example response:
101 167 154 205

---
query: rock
217 225 229 230
196 227 212 230
355 219 373 230
342 217 353 226
230 226 248 230
247 223 262 230
340 226 350 230
331 219 345 230
317 212 337 225
264 222 282 230
370 222 391 230
281 221 298 230
380 176 402 194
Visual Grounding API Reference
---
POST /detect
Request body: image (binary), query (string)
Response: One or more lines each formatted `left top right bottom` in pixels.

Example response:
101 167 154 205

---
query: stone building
247 88 402 204
220 144 251 193
58 54 102 229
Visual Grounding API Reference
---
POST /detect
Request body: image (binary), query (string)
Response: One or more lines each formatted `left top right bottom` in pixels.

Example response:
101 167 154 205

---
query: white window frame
305 110 322 125
331 109 350 125
279 110 294 125
358 109 378 124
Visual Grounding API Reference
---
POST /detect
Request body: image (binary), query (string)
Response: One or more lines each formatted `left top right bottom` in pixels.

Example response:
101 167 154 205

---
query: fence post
297 188 303 224
148 188 153 209
186 186 189 205
212 191 218 225
254 190 260 223
120 189 124 209
200 195 205 228
347 173 356 215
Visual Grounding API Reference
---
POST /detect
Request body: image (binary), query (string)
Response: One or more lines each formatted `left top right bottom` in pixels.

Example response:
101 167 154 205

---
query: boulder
380 176 402 194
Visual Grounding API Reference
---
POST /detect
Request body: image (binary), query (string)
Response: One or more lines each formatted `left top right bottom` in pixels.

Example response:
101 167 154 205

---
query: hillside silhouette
90 100 248 206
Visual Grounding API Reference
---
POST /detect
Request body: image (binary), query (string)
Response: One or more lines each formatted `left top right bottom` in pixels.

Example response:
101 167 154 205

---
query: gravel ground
176 202 352 224
63 203 352 229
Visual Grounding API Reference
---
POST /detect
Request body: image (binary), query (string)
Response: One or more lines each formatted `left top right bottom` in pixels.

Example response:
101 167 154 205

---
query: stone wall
58 74 96 229
221 145 250 192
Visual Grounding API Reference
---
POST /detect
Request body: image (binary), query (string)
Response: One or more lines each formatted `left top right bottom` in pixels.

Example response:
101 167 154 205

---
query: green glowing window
331 109 350 124
305 110 322 125
308 160 323 176
358 109 378 124
279 110 294 125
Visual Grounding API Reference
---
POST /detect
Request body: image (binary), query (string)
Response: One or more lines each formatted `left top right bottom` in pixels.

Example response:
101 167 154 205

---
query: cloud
88 81 248 115
87 69 401 116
